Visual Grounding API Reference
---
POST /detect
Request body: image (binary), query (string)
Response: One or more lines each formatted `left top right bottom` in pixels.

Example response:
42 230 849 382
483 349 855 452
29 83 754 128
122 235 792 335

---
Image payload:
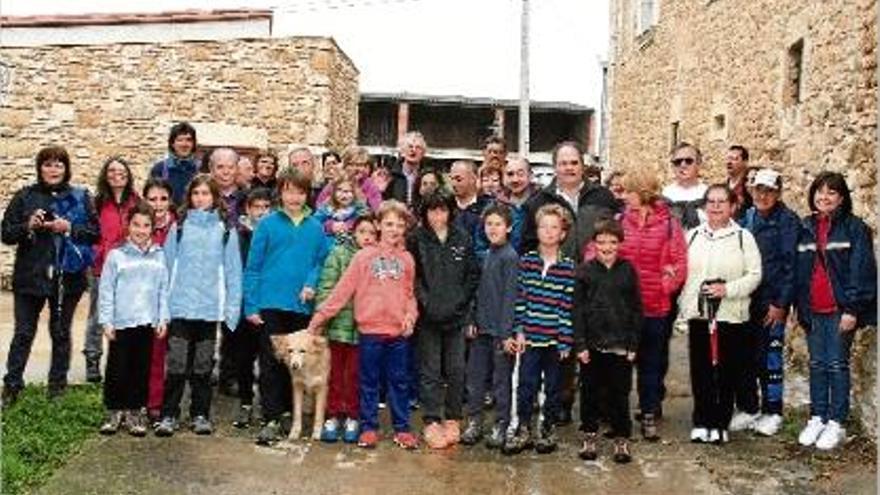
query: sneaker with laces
443 420 461 446
393 431 419 450
798 416 826 446
753 414 783 437
358 429 380 448
728 411 760 432
320 418 341 443
690 427 710 443
424 422 448 449
100 410 124 435
460 418 482 446
613 438 632 464
127 410 148 437
578 432 598 460
154 416 177 437
485 421 507 450
233 405 253 429
342 418 360 444
191 415 214 435
256 420 281 445
815 420 845 450
501 424 533 455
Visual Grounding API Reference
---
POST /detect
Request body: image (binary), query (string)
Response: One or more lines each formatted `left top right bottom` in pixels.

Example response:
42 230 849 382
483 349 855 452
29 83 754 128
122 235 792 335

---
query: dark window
786 39 805 106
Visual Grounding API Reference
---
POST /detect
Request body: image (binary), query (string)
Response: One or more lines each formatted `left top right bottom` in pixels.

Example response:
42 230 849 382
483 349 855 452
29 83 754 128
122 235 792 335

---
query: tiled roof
0 9 272 28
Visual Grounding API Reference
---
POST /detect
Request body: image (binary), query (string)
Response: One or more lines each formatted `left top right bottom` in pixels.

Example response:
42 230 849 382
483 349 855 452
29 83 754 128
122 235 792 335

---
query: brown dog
270 330 331 441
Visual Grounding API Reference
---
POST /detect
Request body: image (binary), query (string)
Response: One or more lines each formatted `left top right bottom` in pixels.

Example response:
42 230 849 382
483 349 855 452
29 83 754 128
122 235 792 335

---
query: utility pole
519 0 530 157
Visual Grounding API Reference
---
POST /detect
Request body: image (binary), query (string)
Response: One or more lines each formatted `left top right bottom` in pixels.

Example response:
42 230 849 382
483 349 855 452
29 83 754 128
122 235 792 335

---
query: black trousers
733 319 760 415
161 320 217 419
218 323 237 386
579 349 633 438
234 319 261 405
4 291 83 390
688 320 745 430
103 326 153 410
258 310 309 421
418 321 466 423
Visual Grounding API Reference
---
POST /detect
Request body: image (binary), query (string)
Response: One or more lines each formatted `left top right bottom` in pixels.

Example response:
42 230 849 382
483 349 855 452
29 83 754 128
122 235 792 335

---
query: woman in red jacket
585 170 687 440
83 157 140 383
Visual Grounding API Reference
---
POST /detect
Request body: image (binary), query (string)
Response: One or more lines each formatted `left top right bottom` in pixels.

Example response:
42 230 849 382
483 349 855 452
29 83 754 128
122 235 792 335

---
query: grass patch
1 384 103 494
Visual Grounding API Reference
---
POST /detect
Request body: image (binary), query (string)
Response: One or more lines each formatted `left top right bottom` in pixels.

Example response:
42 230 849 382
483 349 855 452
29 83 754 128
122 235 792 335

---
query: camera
698 278 725 318
41 211 56 222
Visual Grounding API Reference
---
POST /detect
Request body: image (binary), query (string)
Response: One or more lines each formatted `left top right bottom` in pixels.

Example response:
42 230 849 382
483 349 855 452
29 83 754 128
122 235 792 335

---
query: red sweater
92 194 140 276
312 244 418 337
810 215 837 313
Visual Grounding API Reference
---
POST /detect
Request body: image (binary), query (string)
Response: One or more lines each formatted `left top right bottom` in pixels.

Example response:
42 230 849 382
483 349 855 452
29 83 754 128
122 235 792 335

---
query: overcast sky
3 0 609 109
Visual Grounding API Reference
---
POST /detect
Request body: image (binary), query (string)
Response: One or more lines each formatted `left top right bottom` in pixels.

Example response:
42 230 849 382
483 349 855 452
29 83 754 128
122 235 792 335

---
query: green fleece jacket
316 239 359 344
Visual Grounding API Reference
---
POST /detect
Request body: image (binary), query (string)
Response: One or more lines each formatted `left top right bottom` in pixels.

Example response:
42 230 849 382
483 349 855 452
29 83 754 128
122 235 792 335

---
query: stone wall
607 0 877 438
0 36 359 286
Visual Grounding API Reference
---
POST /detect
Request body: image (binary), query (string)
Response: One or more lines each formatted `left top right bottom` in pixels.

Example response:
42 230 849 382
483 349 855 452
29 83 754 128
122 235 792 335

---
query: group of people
1 123 876 465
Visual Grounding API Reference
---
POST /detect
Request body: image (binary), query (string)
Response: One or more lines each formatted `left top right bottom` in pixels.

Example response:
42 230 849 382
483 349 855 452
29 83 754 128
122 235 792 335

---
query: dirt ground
1 292 875 495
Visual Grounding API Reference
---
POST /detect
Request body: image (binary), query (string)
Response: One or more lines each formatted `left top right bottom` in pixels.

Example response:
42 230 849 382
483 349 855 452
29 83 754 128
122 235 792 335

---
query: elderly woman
2 146 100 405
679 184 761 445
794 172 876 451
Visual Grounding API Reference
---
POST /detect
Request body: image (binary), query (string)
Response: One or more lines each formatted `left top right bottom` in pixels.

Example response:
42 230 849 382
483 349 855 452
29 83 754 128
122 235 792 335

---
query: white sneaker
798 416 826 446
728 411 760 432
815 421 845 450
754 414 783 436
708 429 729 444
690 427 710 443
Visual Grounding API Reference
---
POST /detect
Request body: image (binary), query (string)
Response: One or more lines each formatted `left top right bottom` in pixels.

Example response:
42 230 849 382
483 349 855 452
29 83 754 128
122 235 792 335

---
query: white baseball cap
752 168 781 190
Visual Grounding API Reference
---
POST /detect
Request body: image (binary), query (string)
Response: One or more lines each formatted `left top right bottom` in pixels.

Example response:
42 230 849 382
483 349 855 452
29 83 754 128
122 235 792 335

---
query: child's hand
103 325 116 342
246 313 265 326
577 350 590 364
155 323 167 339
626 351 636 362
559 349 570 361
465 325 478 339
839 313 857 333
502 337 518 354
300 287 316 303
514 333 526 354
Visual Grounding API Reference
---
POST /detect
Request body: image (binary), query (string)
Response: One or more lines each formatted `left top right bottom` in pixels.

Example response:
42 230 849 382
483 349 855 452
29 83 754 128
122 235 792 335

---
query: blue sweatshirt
98 241 170 330
243 208 331 317
474 242 519 338
164 209 242 329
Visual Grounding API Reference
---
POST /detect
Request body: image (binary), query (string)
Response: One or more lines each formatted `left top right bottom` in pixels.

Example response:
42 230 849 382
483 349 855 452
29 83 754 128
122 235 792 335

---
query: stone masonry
0 36 359 286
606 0 877 438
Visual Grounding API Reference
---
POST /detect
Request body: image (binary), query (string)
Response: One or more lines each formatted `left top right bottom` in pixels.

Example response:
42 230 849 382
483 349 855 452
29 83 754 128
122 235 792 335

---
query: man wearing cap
729 168 799 436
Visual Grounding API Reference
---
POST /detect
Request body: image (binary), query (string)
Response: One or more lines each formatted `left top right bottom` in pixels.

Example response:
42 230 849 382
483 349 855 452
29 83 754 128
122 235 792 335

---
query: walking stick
705 293 723 428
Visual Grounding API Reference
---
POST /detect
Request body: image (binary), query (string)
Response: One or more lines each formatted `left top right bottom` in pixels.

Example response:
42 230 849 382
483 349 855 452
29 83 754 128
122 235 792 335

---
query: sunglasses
671 157 696 167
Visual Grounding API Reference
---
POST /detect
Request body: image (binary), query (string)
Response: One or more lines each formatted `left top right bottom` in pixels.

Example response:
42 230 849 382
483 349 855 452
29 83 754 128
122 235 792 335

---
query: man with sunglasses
662 142 708 230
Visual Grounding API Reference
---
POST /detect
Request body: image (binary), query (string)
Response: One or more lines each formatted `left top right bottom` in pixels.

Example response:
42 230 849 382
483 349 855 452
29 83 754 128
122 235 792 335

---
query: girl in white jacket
679 184 762 445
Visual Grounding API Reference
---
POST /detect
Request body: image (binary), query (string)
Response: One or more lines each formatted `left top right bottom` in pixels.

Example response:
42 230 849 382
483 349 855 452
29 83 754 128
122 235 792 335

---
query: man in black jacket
383 131 429 208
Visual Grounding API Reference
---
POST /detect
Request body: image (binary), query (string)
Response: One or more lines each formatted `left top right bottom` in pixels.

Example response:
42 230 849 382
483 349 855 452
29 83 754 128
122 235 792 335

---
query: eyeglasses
671 157 696 167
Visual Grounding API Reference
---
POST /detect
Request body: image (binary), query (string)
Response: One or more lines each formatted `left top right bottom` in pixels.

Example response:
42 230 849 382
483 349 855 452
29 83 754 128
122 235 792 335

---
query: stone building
604 0 876 436
0 10 359 286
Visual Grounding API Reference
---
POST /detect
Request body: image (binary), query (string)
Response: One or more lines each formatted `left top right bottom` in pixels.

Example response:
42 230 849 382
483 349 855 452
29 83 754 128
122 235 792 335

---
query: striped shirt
514 250 576 352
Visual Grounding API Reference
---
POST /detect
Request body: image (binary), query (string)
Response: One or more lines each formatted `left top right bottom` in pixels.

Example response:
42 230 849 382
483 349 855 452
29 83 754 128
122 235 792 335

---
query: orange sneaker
443 420 461 446
393 431 420 450
358 430 380 449
423 422 448 449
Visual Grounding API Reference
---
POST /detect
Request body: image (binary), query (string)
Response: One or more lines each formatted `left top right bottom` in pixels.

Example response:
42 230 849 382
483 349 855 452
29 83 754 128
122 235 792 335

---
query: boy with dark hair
574 219 643 463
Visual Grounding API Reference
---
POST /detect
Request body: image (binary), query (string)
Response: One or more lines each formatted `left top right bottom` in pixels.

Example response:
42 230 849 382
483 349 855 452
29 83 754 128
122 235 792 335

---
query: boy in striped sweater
503 204 575 455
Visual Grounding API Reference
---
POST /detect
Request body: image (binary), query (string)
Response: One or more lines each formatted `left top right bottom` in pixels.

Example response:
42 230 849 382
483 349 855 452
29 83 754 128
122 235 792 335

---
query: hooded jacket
1 164 99 296
98 241 169 330
407 223 480 326
315 237 360 344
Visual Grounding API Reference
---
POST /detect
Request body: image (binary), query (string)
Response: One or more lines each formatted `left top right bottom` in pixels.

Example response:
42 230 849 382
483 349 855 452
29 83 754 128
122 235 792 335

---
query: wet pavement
1 293 875 495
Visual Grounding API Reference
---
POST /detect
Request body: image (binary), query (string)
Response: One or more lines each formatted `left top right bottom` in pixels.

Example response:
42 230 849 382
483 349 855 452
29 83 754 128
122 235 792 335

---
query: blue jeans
359 335 411 433
806 313 854 423
637 317 672 415
516 346 560 428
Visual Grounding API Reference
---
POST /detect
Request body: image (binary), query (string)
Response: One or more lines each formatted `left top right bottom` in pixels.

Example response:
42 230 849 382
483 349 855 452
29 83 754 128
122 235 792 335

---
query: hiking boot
233 405 253 429
443 419 461 446
393 431 419 450
424 422 448 449
358 430 380 449
342 418 360 444
2 387 21 408
127 410 148 437
191 415 214 435
502 424 533 455
155 417 178 437
460 418 483 446
613 438 632 464
256 420 281 445
641 413 660 442
47 383 66 400
320 418 341 443
535 423 558 454
485 421 507 450
100 410 124 435
578 432 598 460
85 357 102 383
